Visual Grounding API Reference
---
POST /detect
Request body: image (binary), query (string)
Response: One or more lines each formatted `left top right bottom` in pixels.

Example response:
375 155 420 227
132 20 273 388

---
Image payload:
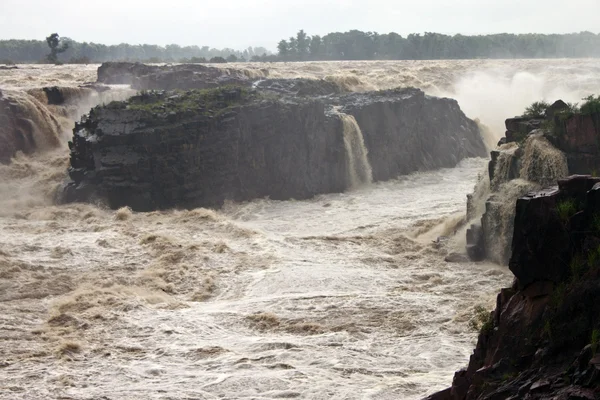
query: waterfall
520 132 569 186
338 113 373 188
482 179 539 265
490 142 520 191
481 133 568 265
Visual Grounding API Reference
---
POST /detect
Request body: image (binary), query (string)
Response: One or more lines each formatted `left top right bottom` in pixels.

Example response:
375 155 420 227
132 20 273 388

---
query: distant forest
0 37 271 64
1 30 600 63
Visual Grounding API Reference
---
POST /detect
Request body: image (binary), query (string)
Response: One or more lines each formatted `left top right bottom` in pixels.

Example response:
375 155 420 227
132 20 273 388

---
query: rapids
0 154 511 399
1 59 599 399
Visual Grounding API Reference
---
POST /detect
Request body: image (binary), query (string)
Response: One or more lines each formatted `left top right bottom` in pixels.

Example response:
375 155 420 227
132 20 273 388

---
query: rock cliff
60 84 487 211
428 175 600 400
466 101 600 264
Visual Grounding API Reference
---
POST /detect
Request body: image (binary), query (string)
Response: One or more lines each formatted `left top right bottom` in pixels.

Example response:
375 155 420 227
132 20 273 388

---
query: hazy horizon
2 0 600 50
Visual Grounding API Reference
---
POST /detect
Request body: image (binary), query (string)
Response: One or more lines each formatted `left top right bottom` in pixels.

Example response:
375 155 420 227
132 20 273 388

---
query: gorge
1 60 599 399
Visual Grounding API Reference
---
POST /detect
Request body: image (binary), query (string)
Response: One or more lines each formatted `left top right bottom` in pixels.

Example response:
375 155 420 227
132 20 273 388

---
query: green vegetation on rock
523 101 551 118
111 86 254 115
580 95 600 115
469 305 494 334
556 198 577 224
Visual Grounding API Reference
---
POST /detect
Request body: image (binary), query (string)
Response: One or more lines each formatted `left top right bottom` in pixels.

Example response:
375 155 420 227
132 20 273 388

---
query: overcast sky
2 0 599 50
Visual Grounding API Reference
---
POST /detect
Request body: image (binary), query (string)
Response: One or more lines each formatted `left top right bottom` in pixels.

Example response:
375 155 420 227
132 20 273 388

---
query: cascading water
338 113 373 188
2 60 598 399
520 132 569 186
480 133 569 264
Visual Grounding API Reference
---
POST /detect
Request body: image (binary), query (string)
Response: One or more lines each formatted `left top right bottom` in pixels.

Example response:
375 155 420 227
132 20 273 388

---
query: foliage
189 56 207 63
468 305 494 334
564 102 580 114
550 282 566 309
0 38 270 63
580 95 600 115
209 56 227 63
570 254 586 281
125 86 251 114
275 30 600 61
45 33 69 64
592 213 600 234
523 101 550 118
0 58 15 65
592 329 600 355
3 31 600 63
556 198 577 224
68 56 90 64
587 245 600 268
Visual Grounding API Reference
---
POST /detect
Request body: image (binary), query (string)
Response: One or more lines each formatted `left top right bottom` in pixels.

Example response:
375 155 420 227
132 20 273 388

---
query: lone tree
45 33 69 64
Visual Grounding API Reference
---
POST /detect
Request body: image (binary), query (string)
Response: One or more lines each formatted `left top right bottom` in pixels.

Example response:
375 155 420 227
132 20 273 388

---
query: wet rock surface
97 62 251 90
466 101 600 264
60 81 486 211
430 175 600 400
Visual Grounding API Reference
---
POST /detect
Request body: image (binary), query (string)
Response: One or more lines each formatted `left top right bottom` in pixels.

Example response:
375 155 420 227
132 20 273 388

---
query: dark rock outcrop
97 62 251 90
429 175 600 400
340 90 485 182
466 100 600 264
60 86 487 211
547 112 600 174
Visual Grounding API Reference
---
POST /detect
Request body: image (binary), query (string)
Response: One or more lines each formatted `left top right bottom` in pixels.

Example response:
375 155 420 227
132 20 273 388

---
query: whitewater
1 59 599 399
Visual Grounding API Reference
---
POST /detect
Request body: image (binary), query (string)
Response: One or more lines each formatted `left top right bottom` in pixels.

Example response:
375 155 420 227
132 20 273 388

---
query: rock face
97 62 251 90
61 85 487 211
429 175 600 400
341 90 485 182
466 101 600 264
548 112 600 174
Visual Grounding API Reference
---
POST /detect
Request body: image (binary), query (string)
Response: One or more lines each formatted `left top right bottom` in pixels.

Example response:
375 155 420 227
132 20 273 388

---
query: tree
309 35 322 58
45 33 68 64
288 36 298 58
226 54 238 62
277 40 289 57
296 29 309 57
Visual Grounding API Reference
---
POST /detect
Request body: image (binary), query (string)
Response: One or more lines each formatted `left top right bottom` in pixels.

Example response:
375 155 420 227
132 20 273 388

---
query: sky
1 0 599 50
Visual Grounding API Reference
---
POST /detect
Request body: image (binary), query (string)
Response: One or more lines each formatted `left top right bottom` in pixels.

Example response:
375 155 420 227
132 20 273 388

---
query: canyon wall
61 84 487 211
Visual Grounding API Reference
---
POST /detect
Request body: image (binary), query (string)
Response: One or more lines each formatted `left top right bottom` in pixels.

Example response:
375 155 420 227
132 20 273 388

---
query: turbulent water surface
1 59 599 399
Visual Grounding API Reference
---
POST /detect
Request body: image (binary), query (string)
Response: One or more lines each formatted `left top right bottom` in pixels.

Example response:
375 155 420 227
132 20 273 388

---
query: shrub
209 56 227 63
580 95 600 115
69 56 91 64
469 305 494 334
523 101 550 118
592 329 600 355
570 254 586 281
556 198 577 224
189 56 207 63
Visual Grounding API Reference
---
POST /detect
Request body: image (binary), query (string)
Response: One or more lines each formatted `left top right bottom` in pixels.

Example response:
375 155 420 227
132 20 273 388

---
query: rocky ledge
97 62 251 90
466 100 600 264
430 174 600 400
60 84 486 211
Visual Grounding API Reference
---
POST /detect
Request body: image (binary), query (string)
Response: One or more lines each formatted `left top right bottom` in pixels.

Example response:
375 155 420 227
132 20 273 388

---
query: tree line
1 30 600 64
0 36 271 64
276 30 600 60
